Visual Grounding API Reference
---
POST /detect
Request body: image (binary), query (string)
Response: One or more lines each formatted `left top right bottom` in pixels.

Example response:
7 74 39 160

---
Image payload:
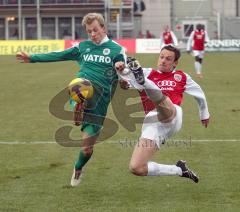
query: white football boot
71 169 82 187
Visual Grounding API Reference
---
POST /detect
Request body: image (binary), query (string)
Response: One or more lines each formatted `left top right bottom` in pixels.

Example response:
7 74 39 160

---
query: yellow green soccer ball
68 78 94 103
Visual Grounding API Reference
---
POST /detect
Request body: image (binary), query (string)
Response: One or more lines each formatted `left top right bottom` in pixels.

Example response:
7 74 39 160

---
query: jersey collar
157 68 176 74
98 35 109 45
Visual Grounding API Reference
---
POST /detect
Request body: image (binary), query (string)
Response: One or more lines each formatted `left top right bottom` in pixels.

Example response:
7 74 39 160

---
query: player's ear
103 26 106 33
172 60 178 70
174 60 178 67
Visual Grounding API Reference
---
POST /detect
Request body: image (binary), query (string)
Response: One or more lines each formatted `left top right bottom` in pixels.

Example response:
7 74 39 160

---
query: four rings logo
157 80 176 87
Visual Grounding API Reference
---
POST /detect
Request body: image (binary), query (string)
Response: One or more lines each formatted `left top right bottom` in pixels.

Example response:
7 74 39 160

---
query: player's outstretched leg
71 148 93 187
127 57 164 104
127 57 145 85
176 160 199 183
71 133 97 187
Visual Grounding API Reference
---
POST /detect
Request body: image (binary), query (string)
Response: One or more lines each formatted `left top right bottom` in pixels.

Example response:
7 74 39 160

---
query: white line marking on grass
0 141 56 144
189 139 240 142
0 139 239 145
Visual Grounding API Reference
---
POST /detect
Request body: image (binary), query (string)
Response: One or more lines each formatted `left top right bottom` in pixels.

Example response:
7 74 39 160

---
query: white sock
143 79 164 103
194 62 202 74
199 63 202 73
147 161 182 176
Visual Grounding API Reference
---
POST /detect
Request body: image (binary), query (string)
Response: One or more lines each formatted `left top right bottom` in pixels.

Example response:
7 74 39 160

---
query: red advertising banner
113 39 136 53
64 39 136 53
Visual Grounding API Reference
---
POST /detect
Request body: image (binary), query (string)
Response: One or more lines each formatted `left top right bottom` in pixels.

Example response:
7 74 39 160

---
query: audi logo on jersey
157 80 176 87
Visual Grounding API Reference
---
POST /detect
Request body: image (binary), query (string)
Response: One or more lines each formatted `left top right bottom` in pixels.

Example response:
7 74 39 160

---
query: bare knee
81 146 93 156
129 162 147 176
157 96 176 122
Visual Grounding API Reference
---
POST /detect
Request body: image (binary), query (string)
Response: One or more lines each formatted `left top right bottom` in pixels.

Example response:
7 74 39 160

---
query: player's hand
201 118 209 128
73 102 83 126
16 52 30 63
119 79 130 90
115 61 125 72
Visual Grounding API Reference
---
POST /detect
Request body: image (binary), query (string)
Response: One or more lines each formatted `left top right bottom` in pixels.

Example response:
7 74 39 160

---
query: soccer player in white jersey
115 45 210 183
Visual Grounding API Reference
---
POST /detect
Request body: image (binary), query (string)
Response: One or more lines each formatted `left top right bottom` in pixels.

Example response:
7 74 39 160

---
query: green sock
75 150 93 170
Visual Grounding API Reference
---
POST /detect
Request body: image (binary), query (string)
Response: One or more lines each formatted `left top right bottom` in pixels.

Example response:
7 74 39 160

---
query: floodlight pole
116 2 123 39
116 14 120 39
217 12 221 40
18 0 22 40
37 0 41 39
104 0 108 26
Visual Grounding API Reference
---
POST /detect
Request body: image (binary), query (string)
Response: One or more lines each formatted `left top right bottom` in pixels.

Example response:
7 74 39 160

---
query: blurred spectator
138 31 144 38
146 30 153 38
12 28 19 38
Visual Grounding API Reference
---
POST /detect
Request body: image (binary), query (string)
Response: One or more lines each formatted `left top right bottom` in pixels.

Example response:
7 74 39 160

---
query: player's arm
16 46 80 63
115 61 131 90
159 35 163 47
113 45 127 64
170 31 178 46
186 31 194 53
204 31 210 43
184 74 210 128
16 52 30 63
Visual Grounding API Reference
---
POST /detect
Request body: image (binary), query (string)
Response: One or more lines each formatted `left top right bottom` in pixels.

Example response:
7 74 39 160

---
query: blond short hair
82 13 105 28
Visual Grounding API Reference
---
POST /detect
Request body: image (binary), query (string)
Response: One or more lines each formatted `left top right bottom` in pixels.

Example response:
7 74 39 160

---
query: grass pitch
0 53 240 211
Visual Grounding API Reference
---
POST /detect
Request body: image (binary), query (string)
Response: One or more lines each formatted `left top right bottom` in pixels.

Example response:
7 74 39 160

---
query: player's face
86 20 106 44
164 25 169 32
157 49 178 72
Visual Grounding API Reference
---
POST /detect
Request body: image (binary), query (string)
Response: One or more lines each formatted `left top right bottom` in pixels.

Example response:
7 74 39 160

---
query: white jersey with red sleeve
118 68 210 121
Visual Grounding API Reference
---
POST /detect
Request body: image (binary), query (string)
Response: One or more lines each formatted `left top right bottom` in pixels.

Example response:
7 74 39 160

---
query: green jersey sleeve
30 45 80 63
113 53 125 64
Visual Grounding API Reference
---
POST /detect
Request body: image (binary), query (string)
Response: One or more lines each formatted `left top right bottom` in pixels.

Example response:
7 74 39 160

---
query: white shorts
140 104 183 148
192 50 205 58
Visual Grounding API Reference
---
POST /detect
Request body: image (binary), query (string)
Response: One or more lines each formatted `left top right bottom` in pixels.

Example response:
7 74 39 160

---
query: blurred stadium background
0 0 240 40
0 0 240 54
1 1 240 211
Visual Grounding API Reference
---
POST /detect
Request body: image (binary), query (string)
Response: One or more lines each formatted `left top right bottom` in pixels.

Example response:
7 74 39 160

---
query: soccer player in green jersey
16 13 126 187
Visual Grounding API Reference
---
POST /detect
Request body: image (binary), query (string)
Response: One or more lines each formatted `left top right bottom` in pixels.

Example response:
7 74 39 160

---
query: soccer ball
68 78 94 103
